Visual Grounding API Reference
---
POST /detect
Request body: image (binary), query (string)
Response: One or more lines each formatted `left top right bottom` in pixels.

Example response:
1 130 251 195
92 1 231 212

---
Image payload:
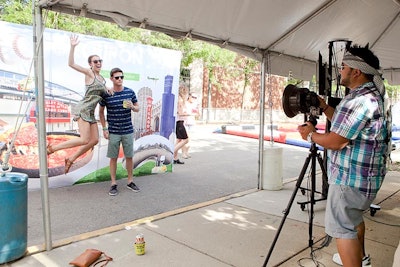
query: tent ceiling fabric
40 0 400 84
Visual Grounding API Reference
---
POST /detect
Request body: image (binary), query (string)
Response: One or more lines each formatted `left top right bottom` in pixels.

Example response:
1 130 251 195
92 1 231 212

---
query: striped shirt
99 87 138 135
328 82 387 199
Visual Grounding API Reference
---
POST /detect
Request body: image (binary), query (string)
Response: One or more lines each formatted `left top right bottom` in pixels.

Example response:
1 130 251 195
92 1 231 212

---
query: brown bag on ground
69 248 112 267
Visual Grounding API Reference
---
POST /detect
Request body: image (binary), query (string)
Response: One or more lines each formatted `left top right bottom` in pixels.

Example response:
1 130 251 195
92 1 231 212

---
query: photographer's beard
339 70 353 88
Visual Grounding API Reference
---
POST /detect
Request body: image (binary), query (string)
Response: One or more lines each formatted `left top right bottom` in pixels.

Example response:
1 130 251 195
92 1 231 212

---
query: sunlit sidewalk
4 170 399 267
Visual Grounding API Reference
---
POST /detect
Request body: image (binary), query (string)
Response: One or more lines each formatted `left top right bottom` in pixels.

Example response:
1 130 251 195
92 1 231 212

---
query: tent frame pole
34 1 52 251
257 55 266 189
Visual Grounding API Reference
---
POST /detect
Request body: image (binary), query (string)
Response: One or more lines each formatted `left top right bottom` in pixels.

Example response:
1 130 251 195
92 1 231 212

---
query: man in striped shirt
298 44 388 267
99 67 140 196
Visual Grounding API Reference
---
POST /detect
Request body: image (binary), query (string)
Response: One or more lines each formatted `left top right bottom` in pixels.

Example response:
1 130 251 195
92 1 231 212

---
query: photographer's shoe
332 253 371 266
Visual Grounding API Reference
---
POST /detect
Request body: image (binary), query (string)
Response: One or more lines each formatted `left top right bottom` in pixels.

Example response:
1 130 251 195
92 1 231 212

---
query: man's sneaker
127 182 140 192
332 253 371 266
109 184 118 196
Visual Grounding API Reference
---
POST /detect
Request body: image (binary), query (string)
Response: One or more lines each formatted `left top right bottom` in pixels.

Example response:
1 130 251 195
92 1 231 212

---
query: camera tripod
262 141 329 266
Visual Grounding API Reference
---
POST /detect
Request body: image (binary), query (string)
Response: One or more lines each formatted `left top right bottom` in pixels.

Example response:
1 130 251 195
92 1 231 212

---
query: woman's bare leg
68 122 98 162
174 139 188 160
49 118 93 153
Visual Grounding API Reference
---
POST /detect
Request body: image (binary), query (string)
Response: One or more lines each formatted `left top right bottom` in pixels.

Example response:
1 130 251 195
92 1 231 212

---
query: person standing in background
173 82 189 164
99 67 140 196
181 92 199 159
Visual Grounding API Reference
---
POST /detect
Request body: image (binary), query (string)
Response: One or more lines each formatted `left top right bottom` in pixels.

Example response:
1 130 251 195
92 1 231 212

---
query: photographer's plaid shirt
328 82 388 199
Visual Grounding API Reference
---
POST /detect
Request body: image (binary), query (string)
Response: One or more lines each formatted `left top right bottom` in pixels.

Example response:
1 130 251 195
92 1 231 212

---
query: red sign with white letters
30 100 70 123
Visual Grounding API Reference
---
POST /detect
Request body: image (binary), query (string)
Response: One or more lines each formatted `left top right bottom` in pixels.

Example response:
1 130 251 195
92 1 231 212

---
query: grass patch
74 162 173 184
74 163 127 184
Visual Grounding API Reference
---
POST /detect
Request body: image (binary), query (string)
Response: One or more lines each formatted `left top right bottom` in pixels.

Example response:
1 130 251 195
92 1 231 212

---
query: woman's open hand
70 34 80 47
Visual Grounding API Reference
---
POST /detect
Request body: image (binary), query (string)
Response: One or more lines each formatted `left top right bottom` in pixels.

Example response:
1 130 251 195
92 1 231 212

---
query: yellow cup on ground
134 242 145 255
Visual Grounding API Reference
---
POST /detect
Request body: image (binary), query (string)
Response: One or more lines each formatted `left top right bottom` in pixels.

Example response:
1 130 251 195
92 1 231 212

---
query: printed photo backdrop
0 21 182 189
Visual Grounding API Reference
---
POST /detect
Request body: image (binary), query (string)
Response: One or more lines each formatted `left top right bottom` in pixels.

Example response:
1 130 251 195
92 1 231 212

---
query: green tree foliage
0 0 243 73
0 0 270 113
385 80 400 103
0 0 32 24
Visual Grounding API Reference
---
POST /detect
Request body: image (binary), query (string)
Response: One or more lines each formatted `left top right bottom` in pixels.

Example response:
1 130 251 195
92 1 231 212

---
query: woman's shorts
176 120 188 139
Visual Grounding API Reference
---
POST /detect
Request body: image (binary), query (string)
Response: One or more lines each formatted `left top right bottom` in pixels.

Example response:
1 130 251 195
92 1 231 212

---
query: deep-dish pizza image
0 123 93 177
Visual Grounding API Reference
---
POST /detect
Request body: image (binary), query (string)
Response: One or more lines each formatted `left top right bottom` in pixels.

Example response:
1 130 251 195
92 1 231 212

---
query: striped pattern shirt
328 82 387 199
99 87 138 135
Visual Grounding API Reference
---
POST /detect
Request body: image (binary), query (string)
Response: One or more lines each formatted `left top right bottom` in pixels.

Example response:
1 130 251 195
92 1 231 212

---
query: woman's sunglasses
92 59 103 64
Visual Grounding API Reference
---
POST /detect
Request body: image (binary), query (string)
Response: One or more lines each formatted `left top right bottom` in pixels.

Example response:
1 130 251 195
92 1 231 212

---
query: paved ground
1 123 399 266
23 125 312 247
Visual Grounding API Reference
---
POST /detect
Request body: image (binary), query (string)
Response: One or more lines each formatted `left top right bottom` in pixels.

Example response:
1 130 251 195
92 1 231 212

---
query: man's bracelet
102 127 108 131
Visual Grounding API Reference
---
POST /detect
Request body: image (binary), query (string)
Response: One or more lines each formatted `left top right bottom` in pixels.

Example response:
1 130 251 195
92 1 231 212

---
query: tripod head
307 114 318 128
303 108 318 128
302 112 321 153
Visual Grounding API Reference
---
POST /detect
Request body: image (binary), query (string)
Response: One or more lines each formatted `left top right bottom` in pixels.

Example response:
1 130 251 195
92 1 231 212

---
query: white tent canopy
34 0 400 250
39 0 400 84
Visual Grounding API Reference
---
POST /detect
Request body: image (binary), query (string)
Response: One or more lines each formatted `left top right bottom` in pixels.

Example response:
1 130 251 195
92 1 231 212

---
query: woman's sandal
46 144 55 155
64 158 73 174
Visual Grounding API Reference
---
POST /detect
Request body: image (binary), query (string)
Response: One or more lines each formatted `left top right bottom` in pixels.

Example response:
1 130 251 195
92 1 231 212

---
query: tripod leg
297 150 328 206
317 153 329 198
306 150 329 248
308 148 317 247
263 153 312 266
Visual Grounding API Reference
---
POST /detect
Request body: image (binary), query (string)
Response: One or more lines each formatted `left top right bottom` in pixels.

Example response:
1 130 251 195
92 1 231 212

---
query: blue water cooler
0 172 28 264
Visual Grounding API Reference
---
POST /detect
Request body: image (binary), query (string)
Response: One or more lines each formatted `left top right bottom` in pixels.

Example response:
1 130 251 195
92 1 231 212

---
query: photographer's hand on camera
318 96 333 120
298 122 316 143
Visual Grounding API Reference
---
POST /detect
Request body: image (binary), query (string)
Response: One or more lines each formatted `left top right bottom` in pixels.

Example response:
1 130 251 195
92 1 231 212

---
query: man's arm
99 105 106 128
98 105 109 139
318 96 334 121
132 103 139 112
311 131 349 150
298 123 349 150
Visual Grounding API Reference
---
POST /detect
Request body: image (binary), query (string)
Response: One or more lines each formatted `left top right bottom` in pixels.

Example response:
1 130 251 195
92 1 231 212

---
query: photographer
298 45 388 267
